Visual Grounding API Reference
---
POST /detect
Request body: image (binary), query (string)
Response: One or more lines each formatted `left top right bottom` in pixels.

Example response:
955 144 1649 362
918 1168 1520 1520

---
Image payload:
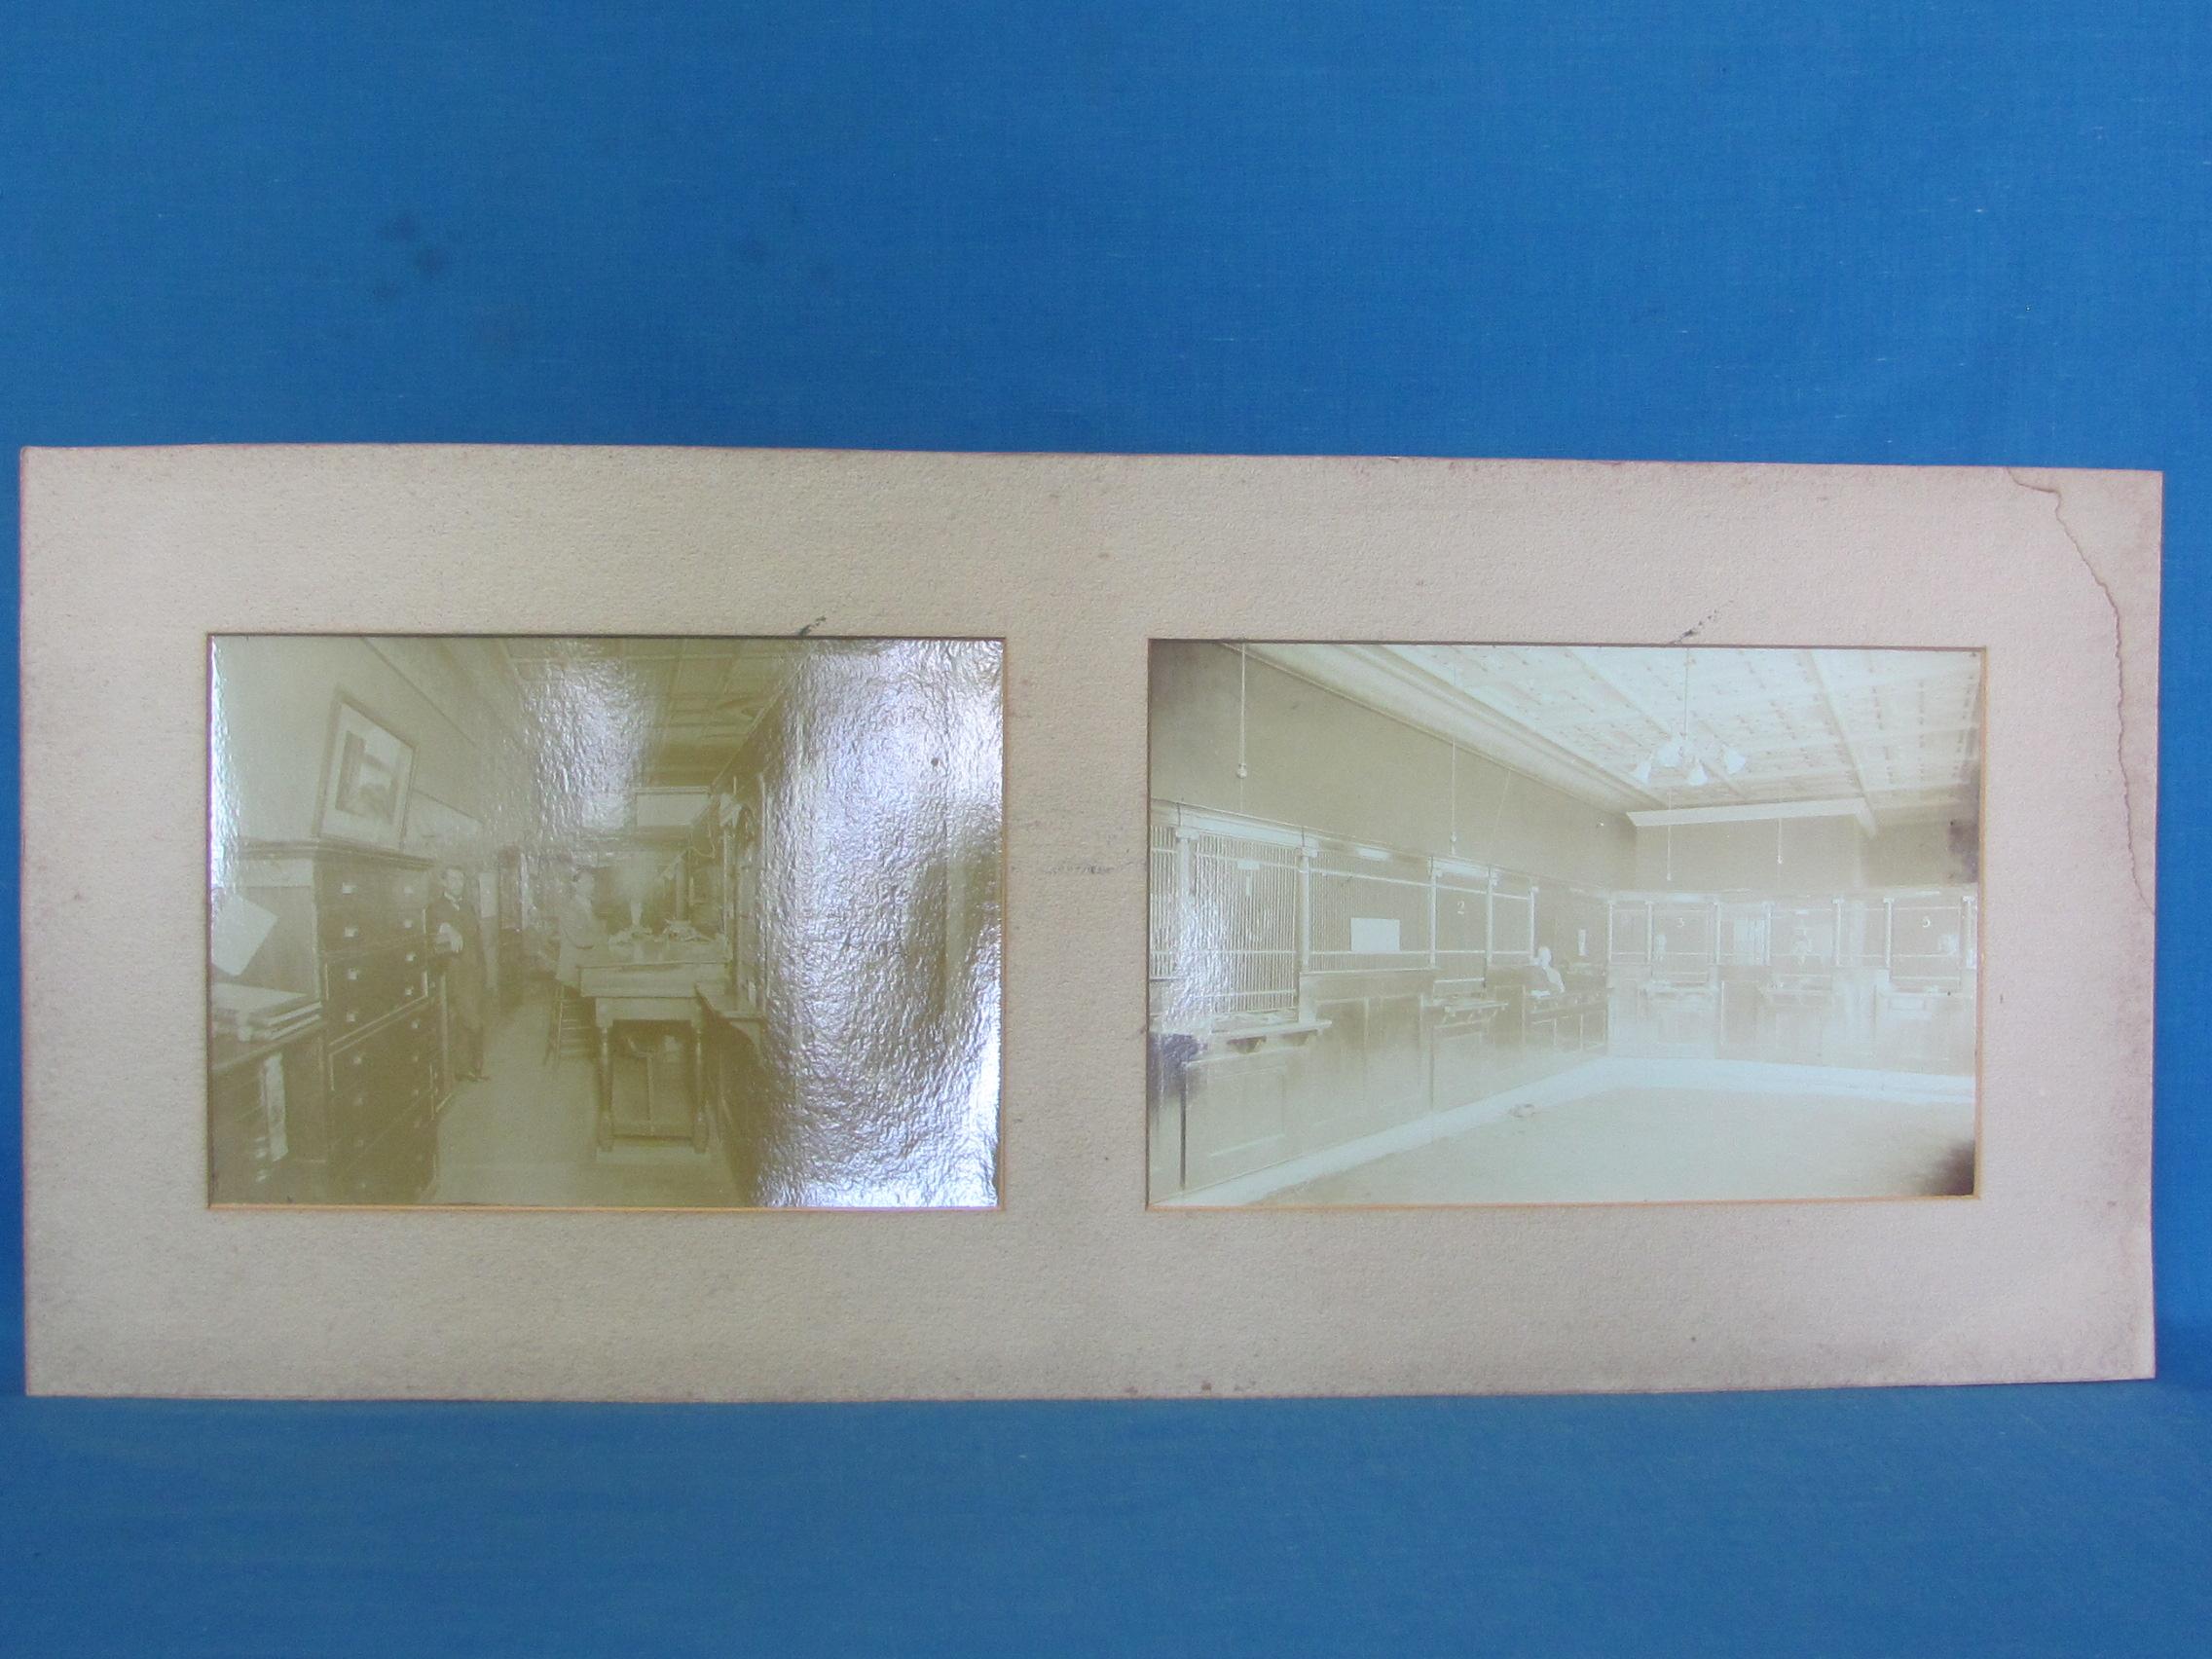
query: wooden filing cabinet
216 844 449 1204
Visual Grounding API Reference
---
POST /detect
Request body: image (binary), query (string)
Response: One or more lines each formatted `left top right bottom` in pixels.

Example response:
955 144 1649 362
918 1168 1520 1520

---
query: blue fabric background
3 4 2205 1652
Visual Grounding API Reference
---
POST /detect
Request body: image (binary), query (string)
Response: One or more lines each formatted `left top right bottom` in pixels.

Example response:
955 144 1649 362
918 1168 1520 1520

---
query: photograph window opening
1148 642 1982 1208
207 634 1004 1211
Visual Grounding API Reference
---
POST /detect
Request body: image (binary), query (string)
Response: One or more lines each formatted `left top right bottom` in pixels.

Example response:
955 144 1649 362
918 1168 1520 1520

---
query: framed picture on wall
314 693 416 850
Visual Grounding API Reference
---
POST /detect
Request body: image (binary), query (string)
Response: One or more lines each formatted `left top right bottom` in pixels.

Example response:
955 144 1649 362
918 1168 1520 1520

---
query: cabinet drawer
323 944 431 1036
315 860 431 909
314 862 387 909
392 1004 446 1096
326 998 442 1132
326 1015 412 1149
316 895 426 954
336 1103 436 1205
315 864 428 953
324 1066 404 1165
391 1001 439 1050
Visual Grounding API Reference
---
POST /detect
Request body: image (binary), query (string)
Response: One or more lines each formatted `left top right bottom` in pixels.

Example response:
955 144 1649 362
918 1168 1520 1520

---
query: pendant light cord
1235 644 1249 813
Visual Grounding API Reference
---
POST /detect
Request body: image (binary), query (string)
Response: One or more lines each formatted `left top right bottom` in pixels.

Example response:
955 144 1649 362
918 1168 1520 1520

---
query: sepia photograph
208 635 1003 1209
1150 643 1982 1207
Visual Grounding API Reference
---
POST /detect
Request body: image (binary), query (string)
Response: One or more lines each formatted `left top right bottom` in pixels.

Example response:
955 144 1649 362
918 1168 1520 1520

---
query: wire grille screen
1892 897 1969 979
1718 902 1771 966
1610 901 1650 963
1772 903 1838 969
1491 873 1534 964
1148 817 1178 983
1308 843 1433 971
1434 865 1490 978
1650 902 1714 968
1837 897 1880 969
1172 830 1301 1016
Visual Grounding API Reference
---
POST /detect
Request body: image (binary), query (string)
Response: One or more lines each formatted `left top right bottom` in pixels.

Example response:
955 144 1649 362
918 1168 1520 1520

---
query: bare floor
1265 1087 1977 1206
426 987 743 1208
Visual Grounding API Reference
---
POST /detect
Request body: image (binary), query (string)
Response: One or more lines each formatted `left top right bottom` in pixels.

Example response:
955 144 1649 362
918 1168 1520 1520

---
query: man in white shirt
1533 945 1567 995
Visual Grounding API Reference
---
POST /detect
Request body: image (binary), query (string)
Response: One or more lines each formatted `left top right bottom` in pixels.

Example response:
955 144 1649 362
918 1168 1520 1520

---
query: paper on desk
210 892 277 977
260 1051 287 1163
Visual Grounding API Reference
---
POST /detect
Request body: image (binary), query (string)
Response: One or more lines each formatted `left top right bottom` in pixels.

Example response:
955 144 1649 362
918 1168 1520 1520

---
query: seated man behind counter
1532 945 1567 995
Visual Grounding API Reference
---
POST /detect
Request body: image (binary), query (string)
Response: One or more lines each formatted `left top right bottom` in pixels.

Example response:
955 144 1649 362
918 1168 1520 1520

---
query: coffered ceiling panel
1247 643 1982 825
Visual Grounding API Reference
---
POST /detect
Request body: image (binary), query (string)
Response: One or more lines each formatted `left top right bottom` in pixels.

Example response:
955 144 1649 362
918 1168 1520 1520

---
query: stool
543 979 592 1064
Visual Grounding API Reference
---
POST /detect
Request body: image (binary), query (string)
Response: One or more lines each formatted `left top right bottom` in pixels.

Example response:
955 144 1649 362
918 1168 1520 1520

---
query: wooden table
696 983 766 1050
577 940 731 1151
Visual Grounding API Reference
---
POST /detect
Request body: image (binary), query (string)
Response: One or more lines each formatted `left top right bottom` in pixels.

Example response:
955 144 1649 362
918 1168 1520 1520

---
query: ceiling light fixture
1630 650 1745 793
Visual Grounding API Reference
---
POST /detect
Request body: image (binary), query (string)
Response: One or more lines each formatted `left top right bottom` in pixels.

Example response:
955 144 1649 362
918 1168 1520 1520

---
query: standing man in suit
431 865 490 1082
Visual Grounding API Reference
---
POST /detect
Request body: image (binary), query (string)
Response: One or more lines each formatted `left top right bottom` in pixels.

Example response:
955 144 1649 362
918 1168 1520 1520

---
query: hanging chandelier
1631 650 1746 789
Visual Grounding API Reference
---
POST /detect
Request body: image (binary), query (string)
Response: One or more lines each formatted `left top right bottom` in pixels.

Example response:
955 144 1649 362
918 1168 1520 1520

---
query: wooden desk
577 940 730 1151
1759 974 1836 1058
1430 988 1509 1040
1875 977 1974 1072
208 1022 328 1204
1637 975 1717 1052
1525 988 1607 1051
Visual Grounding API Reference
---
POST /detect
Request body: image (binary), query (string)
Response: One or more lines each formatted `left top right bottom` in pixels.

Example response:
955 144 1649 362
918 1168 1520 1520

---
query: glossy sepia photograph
1148 643 1981 1208
208 635 1003 1210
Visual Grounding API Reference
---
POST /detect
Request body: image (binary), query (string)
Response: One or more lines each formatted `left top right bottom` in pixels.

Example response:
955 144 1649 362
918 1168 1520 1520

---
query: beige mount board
18 447 2158 1400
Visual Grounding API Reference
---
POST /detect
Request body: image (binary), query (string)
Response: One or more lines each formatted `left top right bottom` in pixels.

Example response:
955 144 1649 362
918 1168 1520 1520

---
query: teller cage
208 635 1002 1210
1148 642 1982 1208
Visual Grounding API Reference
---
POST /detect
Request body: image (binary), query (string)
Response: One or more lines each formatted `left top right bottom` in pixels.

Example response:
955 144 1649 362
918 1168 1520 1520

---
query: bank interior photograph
1148 642 1982 1208
207 634 1003 1211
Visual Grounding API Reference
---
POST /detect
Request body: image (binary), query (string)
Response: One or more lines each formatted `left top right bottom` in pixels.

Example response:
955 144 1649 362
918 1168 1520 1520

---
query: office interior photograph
1149 642 1982 1207
207 634 1003 1210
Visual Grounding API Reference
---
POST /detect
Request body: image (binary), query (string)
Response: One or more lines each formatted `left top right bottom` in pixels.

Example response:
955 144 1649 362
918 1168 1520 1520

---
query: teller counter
1874 976 1977 1073
1607 965 1720 1057
1153 963 1611 1200
1154 965 1437 1195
